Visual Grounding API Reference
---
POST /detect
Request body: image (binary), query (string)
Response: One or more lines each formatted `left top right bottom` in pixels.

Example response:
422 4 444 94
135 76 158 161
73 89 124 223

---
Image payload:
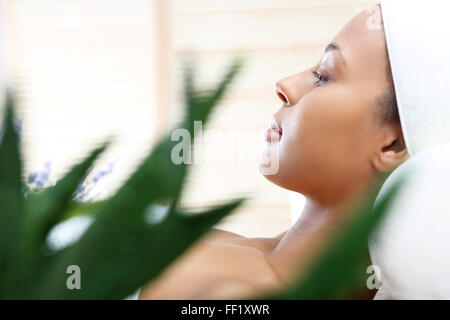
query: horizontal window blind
7 0 161 198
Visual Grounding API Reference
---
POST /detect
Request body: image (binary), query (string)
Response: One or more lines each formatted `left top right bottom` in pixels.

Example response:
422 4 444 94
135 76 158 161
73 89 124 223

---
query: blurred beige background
3 0 376 237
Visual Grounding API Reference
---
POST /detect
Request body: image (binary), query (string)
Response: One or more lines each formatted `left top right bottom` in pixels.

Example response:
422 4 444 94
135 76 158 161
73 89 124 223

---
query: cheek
279 90 374 188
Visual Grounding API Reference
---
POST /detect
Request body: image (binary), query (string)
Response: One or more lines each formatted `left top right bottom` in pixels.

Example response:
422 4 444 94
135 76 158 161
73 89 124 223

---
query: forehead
331 7 389 80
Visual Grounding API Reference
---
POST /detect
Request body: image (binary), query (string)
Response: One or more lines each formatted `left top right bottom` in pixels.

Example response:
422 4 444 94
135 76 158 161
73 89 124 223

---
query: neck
267 198 347 284
267 175 386 286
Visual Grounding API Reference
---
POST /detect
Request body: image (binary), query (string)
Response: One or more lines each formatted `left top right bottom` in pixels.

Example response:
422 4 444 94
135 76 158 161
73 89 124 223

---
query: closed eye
312 70 328 86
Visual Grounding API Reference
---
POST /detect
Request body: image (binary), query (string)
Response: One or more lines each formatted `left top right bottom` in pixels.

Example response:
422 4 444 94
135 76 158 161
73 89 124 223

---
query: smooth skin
139 4 409 300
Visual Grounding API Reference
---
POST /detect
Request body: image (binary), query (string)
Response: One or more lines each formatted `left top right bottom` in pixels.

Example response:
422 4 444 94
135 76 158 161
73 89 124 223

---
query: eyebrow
325 42 346 65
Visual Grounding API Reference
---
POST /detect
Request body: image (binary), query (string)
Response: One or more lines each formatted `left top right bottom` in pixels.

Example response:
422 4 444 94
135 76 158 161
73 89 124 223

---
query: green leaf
22 143 108 255
58 200 106 222
259 174 406 300
186 56 244 129
0 92 23 295
97 56 245 223
24 57 245 299
29 200 243 299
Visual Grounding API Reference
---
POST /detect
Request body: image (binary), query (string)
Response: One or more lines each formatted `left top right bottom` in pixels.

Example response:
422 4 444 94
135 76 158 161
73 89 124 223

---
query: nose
275 70 310 107
276 85 291 106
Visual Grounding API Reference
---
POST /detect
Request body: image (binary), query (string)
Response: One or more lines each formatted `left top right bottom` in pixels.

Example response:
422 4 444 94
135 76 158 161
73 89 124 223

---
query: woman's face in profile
261 6 397 205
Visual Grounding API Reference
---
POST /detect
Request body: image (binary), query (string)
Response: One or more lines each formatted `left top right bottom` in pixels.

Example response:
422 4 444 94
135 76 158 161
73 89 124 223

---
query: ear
372 124 409 173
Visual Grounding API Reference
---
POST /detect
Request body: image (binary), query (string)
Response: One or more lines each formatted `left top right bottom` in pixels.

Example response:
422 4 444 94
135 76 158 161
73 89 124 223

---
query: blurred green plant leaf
31 200 244 299
22 143 108 256
0 92 23 295
0 56 245 299
58 200 106 222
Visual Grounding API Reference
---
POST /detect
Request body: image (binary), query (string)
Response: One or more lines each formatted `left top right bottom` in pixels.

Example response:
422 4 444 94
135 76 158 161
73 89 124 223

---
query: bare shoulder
203 228 248 242
138 233 285 300
205 228 287 255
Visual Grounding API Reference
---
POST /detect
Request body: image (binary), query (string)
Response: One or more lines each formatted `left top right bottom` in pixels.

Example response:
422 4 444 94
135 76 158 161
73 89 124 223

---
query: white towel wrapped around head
381 0 450 156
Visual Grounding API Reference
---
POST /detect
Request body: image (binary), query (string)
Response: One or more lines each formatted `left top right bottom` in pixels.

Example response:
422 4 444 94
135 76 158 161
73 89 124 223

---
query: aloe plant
0 57 245 299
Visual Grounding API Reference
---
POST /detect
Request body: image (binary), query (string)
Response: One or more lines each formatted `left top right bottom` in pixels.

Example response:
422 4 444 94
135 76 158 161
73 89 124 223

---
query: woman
138 3 408 299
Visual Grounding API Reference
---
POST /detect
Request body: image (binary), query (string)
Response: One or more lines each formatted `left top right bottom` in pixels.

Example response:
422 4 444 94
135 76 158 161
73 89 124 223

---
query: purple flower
75 162 115 202
25 161 52 195
27 161 51 188
25 156 116 202
92 162 114 184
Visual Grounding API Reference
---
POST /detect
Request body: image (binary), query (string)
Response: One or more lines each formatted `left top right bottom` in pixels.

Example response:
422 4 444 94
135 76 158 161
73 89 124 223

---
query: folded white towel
370 142 450 299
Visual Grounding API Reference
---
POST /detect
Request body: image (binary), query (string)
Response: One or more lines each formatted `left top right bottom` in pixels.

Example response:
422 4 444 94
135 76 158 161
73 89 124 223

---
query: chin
259 156 279 178
259 140 281 173
259 159 307 195
258 160 285 188
259 163 277 181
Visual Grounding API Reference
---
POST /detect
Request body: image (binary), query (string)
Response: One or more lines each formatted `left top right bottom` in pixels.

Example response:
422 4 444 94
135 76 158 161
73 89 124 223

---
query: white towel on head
381 0 450 156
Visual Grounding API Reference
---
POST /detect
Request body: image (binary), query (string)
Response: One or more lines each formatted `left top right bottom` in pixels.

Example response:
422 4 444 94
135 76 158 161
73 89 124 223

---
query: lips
271 117 282 133
265 116 282 142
